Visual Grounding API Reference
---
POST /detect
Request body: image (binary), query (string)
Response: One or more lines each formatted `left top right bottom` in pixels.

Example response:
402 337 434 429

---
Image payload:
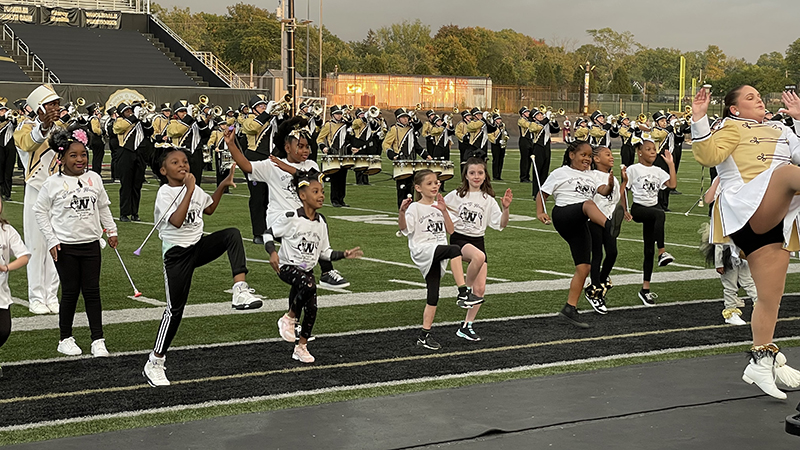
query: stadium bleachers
7 23 198 86
0 45 32 82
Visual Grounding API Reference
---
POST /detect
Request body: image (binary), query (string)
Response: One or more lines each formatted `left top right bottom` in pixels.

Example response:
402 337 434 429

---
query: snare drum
392 159 415 180
438 160 454 181
414 160 433 172
353 155 370 171
366 156 382 175
429 159 444 175
321 155 341 175
339 155 355 168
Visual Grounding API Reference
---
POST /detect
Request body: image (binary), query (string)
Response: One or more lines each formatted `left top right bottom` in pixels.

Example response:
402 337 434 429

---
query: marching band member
650 111 674 210
487 114 507 180
317 105 352 207
105 106 120 182
207 118 231 190
588 111 616 148
617 114 638 167
668 112 691 193
517 107 537 183
167 99 211 186
351 107 380 186
573 117 589 142
428 113 454 190
384 107 429 208
151 103 171 144
455 109 473 170
297 101 323 162
421 109 437 155
465 108 495 162
113 102 153 222
13 84 64 315
242 94 283 244
0 102 15 201
85 103 104 176
531 108 560 199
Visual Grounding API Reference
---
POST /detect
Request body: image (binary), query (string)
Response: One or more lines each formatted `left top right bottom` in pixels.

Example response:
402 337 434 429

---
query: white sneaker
292 343 315 363
29 301 50 315
278 314 297 342
57 336 82 356
658 252 675 267
91 339 110 357
46 302 59 314
231 282 263 310
725 313 747 326
143 358 170 387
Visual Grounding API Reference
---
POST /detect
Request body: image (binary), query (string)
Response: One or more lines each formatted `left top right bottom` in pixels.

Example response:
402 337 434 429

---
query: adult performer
691 84 800 400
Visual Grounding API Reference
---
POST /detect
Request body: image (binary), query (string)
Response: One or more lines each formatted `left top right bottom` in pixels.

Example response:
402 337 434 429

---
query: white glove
133 106 143 119
546 111 552 120
187 105 194 117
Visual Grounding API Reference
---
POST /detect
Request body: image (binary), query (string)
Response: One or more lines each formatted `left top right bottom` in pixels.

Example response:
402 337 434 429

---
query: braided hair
151 144 192 184
561 140 592 167
48 123 90 175
274 116 310 159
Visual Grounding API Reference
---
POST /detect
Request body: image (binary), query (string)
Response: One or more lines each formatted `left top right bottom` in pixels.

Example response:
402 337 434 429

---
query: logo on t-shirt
426 219 444 234
573 180 596 197
296 236 319 254
639 177 660 195
69 195 97 212
459 208 483 226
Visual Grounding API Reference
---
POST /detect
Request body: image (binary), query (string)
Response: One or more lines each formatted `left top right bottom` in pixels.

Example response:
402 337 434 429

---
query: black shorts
552 203 591 266
450 232 487 263
730 220 784 256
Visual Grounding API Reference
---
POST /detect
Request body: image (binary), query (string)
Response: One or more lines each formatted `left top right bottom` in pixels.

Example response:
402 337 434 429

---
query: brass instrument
453 106 459 114
493 108 500 115
76 97 86 107
311 103 324 117
145 102 156 112
367 105 381 119
637 113 648 123
9 110 20 120
211 105 224 117
684 105 692 116
415 103 422 111
198 95 209 106
538 104 547 113
443 113 452 127
558 108 565 116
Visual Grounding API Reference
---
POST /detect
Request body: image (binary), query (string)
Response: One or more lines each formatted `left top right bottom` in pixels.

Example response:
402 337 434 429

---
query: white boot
742 344 787 400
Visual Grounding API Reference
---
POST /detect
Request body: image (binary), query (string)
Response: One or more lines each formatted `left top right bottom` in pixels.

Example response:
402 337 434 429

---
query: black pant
110 145 120 180
531 143 551 198
673 143 683 174
589 222 618 286
519 139 533 182
279 265 317 339
54 241 103 341
91 143 105 176
425 244 461 306
188 147 205 186
0 139 14 198
154 228 248 355
491 143 505 180
245 149 270 237
396 178 414 209
329 166 349 205
552 204 592 266
620 144 635 168
214 150 230 192
0 307 10 348
118 149 146 217
631 203 665 282
355 169 370 185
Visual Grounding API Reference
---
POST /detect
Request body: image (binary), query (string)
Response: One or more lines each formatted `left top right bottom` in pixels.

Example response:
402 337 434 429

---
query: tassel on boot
775 350 800 388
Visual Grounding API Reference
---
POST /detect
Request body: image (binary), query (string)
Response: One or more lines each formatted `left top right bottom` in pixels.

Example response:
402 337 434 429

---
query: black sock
458 285 468 295
421 328 431 337
640 288 650 294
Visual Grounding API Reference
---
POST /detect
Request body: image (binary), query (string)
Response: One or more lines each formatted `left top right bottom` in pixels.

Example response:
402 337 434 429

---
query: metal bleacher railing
2 24 59 83
150 15 248 89
4 0 144 12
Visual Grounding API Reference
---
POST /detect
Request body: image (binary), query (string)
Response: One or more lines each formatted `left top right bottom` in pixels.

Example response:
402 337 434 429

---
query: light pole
318 0 323 97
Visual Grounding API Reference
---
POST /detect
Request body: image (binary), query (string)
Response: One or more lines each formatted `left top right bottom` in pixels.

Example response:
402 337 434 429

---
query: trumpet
9 110 20 120
76 97 86 107
637 113 648 123
443 113 452 127
538 104 547 113
453 106 459 114
684 105 692 116
198 95 209 106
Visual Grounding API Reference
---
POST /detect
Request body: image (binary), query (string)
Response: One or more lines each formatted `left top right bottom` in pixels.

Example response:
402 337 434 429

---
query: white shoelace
328 270 343 281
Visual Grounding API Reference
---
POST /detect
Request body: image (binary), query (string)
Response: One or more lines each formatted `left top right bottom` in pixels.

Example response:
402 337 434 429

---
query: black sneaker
638 289 657 306
416 333 441 350
584 285 608 315
119 215 130 222
558 303 590 328
320 270 350 289
670 190 682 195
253 235 265 245
456 287 483 308
658 252 674 267
456 322 481 341
131 215 141 222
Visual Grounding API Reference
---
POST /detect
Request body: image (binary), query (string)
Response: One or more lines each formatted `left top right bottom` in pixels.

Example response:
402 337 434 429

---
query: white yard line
388 279 428 288
669 262 704 269
16 264 793 332
611 266 641 273
127 295 166 306
12 297 28 307
535 270 573 278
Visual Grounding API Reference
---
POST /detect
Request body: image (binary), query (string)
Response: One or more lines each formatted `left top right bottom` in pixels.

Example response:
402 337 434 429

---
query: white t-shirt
155 184 213 255
0 224 30 309
540 166 597 207
592 170 620 220
249 158 320 227
444 190 504 237
33 171 117 250
626 164 670 207
402 202 448 278
271 208 333 270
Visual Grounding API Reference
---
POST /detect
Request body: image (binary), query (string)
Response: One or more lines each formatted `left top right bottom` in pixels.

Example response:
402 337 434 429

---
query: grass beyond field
1 144 799 445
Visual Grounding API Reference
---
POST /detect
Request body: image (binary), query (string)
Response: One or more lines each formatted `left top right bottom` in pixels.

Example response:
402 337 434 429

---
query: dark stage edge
8 348 800 450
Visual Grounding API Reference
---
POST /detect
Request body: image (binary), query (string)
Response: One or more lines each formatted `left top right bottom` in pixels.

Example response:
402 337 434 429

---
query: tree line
153 2 800 95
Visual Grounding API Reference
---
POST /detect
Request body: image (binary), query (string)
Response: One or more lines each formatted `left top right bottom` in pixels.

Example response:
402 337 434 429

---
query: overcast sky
153 0 797 63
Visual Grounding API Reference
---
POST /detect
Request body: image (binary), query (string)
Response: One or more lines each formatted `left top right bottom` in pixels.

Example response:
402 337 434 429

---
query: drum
321 155 341 175
429 159 444 175
414 160 433 173
339 155 355 168
438 160 454 181
366 156 382 175
353 155 370 171
392 159 415 180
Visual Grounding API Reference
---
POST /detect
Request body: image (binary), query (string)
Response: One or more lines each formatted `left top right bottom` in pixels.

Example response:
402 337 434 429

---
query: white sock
150 352 165 364
233 281 247 290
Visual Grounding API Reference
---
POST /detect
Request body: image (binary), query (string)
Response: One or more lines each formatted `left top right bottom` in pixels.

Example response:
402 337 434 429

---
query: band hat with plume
248 94 268 109
26 84 61 111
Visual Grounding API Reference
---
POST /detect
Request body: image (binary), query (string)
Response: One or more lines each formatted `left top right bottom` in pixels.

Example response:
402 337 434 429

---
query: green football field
2 145 800 444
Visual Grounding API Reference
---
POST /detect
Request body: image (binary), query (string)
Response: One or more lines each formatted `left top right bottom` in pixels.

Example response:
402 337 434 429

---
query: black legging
425 244 462 306
531 143 551 198
0 307 10 348
54 241 103 341
589 222 618 286
279 265 317 339
631 203 665 282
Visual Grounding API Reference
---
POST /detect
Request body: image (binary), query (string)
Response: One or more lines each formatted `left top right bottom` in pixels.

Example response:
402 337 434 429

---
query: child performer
143 146 262 387
266 169 363 363
702 177 758 326
399 169 484 350
34 126 116 357
0 197 30 376
444 158 512 341
621 139 677 306
586 147 623 312
536 141 615 327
